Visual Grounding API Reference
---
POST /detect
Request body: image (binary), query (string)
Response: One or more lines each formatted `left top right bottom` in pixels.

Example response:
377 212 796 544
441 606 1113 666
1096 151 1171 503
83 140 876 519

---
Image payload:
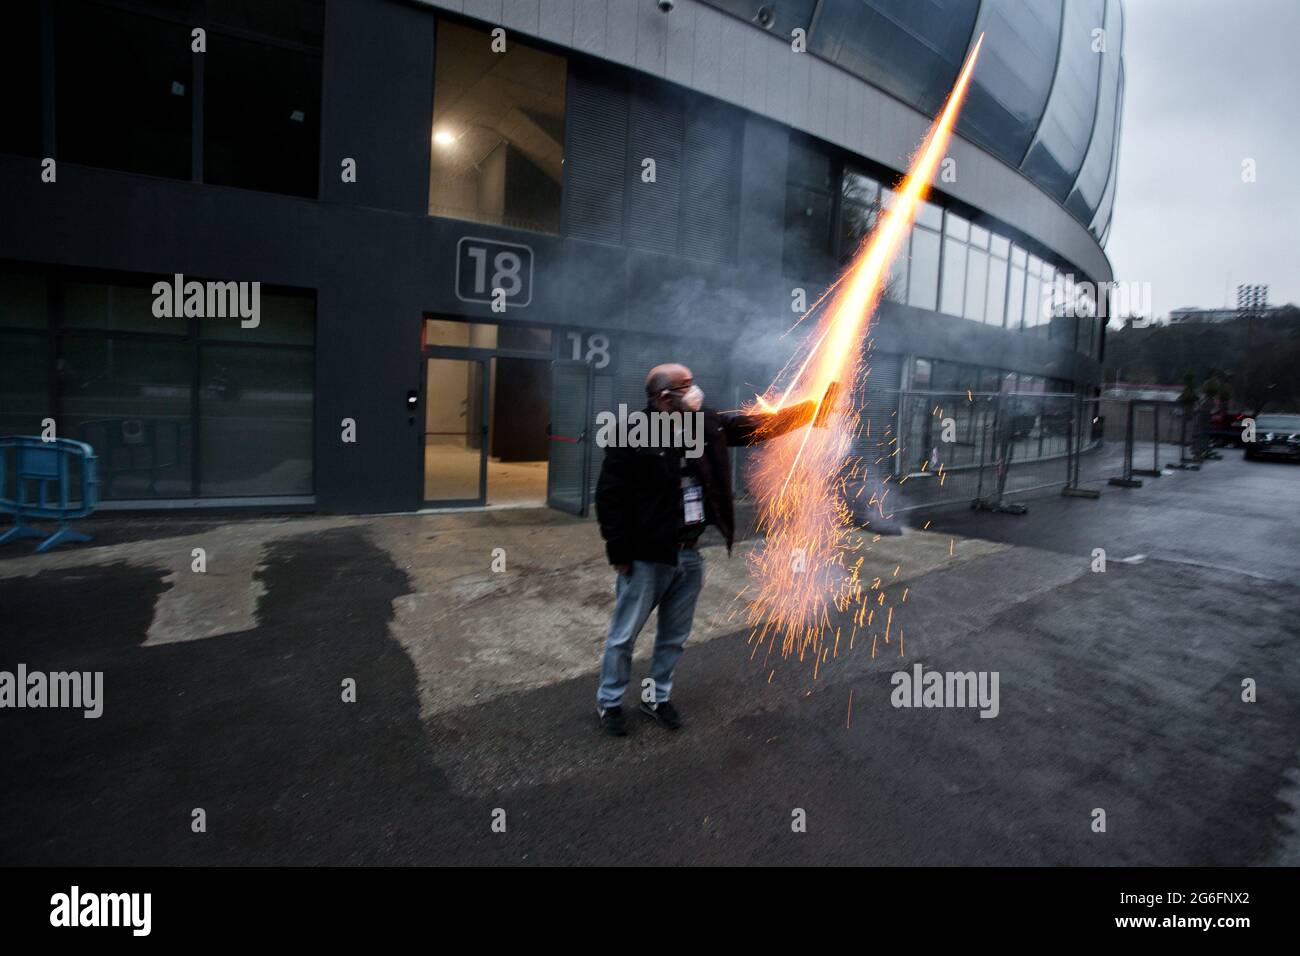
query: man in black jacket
593 363 819 736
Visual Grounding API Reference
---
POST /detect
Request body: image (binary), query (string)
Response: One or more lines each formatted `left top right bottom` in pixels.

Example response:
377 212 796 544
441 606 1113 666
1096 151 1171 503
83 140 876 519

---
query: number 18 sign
456 236 533 309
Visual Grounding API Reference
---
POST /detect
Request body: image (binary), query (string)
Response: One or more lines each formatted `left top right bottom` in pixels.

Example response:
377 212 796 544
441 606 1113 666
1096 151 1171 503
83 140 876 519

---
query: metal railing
842 389 1104 520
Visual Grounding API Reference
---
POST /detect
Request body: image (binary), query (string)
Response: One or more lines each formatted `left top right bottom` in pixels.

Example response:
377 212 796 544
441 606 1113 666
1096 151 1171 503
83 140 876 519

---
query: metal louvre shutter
681 102 740 264
625 85 683 255
563 67 628 244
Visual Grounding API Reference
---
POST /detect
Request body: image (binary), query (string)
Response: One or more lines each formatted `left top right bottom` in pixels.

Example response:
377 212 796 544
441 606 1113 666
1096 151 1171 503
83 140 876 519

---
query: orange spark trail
745 35 984 668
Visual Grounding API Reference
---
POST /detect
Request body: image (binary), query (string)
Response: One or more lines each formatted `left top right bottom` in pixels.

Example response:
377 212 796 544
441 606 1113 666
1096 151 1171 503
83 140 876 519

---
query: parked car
1208 409 1250 447
1244 413 1300 461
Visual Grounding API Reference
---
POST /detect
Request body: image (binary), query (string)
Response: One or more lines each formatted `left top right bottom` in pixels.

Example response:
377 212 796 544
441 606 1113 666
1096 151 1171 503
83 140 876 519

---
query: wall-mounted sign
456 236 533 309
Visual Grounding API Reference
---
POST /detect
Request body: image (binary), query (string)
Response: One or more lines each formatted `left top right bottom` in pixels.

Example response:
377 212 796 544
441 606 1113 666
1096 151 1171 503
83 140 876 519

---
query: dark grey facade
0 0 1121 515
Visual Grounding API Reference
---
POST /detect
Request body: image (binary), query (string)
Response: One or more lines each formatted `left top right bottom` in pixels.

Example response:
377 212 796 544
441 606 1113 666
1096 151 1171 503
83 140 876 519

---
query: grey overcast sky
1104 0 1300 319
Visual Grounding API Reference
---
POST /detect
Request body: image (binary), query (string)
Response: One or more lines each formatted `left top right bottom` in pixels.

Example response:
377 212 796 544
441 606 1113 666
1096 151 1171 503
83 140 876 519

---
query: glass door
423 356 488 506
546 359 593 516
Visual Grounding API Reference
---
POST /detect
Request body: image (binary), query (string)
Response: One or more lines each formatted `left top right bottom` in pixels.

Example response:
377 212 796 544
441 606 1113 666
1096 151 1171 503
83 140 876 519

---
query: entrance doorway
422 319 555 508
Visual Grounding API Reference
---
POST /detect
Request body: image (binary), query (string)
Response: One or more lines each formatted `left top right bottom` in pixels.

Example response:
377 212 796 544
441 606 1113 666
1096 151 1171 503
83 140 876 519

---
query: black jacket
596 402 815 566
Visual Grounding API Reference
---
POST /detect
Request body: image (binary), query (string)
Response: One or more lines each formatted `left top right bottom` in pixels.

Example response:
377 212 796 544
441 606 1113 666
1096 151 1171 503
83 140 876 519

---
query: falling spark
744 34 986 669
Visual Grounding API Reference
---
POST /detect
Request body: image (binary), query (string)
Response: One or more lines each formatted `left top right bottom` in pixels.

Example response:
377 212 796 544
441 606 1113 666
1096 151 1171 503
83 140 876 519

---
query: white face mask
678 384 704 412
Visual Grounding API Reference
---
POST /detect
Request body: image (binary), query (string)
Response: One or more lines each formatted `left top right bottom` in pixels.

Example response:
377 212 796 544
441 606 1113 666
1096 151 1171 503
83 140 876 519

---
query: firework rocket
746 34 986 670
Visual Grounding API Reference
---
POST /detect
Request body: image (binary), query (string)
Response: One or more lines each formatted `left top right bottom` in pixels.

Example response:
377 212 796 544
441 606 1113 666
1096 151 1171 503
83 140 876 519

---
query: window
963 248 988 322
1007 261 1026 330
911 358 932 389
429 20 566 233
986 243 1008 327
783 137 836 279
423 319 552 352
199 347 312 496
207 0 325 46
52 0 324 193
0 332 48 436
204 30 323 196
63 281 166 333
0 0 41 157
1021 0 1106 200
838 169 881 263
907 224 941 311
62 337 194 498
940 236 966 317
0 263 314 500
55 0 193 179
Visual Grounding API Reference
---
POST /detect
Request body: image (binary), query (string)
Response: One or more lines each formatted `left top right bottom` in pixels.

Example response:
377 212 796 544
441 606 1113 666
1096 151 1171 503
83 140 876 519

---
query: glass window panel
63 281 176 334
61 337 193 499
201 291 314 345
945 211 970 242
205 33 321 197
199 346 313 496
1024 275 1044 329
208 0 325 48
0 0 41 158
911 358 932 389
0 270 48 328
986 254 1008 326
807 0 982 117
885 229 908 302
497 325 552 351
956 0 1062 165
839 169 880 262
1068 1 1124 223
426 319 503 349
1011 245 1027 268
1007 265 1026 329
940 238 966 316
788 137 835 191
842 168 879 204
783 186 833 279
915 200 943 231
990 234 1010 258
55 0 192 179
979 367 1002 392
931 360 961 392
1027 254 1042 277
907 226 941 311
963 249 988 321
423 357 484 500
969 225 990 249
429 20 566 233
1020 0 1106 200
0 332 49 436
1089 57 1125 237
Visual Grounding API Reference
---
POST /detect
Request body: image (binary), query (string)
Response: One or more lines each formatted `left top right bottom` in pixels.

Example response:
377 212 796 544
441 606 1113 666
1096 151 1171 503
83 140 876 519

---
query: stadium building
0 0 1124 514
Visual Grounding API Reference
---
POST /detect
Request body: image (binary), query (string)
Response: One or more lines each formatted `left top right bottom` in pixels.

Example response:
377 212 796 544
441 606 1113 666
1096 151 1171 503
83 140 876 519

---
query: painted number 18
567 332 610 369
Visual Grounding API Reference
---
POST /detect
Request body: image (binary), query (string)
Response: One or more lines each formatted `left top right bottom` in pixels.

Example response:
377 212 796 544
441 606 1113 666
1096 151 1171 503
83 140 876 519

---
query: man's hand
614 564 632 576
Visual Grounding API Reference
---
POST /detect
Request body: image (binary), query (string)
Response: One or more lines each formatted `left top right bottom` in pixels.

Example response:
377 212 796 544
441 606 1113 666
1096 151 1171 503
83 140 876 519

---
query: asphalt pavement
1 449 1296 865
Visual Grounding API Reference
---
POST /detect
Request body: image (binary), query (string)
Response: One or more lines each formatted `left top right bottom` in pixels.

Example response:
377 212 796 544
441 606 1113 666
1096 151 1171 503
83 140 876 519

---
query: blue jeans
596 548 705 708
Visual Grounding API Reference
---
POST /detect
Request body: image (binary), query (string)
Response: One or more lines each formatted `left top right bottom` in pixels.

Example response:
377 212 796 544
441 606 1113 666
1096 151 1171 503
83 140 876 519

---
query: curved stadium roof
702 0 1125 243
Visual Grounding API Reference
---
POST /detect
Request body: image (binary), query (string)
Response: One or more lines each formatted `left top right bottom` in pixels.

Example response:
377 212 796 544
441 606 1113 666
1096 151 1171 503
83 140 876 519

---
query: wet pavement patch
0 527 482 865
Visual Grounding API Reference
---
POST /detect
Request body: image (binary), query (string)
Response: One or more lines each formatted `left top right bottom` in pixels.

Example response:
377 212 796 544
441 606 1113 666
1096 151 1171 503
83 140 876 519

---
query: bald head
645 363 692 398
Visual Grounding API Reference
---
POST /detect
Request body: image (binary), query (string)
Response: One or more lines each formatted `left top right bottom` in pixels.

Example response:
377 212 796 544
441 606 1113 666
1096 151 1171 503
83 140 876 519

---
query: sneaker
597 705 627 737
639 699 682 730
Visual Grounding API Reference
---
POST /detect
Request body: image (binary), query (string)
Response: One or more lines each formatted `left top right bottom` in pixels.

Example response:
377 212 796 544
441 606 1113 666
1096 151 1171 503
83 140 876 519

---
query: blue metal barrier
0 437 99 552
